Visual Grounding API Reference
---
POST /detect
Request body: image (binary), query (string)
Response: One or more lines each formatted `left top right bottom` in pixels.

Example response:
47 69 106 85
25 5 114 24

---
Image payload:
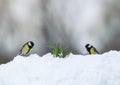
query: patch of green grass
51 44 70 58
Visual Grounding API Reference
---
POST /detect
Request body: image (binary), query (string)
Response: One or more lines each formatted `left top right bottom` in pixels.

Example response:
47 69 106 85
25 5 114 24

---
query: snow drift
0 51 120 85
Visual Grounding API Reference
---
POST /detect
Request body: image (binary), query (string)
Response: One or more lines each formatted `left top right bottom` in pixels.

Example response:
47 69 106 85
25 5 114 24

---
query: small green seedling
51 44 70 58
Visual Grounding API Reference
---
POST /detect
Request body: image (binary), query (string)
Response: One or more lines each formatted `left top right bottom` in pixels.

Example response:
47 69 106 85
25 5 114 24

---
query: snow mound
0 51 120 85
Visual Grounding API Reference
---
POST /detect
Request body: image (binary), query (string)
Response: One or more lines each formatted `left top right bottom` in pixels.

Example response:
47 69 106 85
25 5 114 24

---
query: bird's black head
28 41 34 48
85 44 92 51
85 44 92 48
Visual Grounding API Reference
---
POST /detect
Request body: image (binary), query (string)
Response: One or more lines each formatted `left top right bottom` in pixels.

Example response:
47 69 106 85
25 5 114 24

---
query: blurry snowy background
0 0 120 63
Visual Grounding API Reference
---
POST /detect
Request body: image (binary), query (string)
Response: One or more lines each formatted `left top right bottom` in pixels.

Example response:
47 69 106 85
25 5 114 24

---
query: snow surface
0 51 120 85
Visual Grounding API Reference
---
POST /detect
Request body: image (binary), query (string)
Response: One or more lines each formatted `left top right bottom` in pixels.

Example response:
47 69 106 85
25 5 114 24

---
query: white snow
0 51 120 85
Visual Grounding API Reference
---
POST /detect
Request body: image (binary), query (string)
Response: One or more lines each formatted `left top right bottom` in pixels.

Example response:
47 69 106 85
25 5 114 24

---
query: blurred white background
0 0 120 63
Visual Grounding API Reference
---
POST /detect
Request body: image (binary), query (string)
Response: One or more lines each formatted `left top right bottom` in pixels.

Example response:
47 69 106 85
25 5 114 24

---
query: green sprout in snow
51 44 70 58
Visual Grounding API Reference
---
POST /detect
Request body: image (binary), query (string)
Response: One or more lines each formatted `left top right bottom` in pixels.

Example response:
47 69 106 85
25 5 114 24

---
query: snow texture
0 51 120 85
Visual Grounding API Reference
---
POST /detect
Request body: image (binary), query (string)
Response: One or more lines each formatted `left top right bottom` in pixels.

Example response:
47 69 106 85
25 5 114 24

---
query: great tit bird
19 41 34 56
85 44 99 54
